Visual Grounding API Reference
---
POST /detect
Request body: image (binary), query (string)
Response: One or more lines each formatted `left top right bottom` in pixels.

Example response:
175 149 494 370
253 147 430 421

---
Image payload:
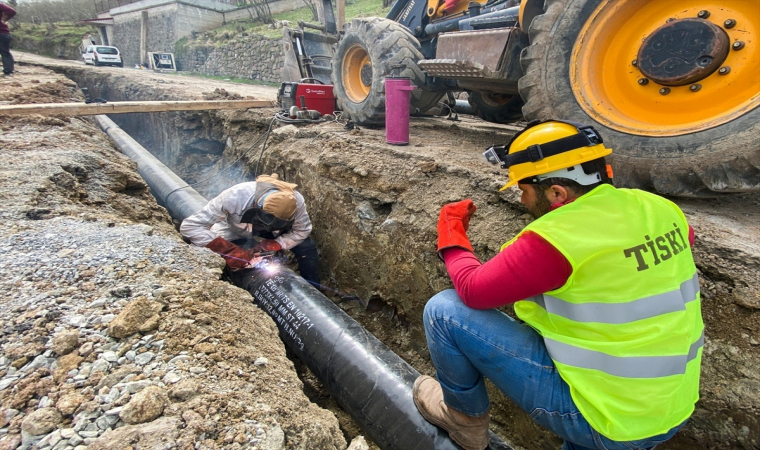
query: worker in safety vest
413 120 703 450
180 174 320 285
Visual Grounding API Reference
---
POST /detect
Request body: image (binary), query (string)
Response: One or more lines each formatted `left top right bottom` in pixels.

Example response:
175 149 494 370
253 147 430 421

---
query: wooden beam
0 100 278 116
337 0 345 32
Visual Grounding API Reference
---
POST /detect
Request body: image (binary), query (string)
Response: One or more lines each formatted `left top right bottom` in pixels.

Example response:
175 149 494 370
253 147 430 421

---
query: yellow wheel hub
342 44 372 104
571 0 760 136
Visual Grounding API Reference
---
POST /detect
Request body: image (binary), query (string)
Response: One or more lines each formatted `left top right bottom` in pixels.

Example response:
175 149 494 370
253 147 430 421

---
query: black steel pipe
229 269 469 450
97 116 511 450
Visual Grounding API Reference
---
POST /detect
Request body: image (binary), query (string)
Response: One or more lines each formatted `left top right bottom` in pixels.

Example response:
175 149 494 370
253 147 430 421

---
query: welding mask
240 178 297 233
240 207 294 233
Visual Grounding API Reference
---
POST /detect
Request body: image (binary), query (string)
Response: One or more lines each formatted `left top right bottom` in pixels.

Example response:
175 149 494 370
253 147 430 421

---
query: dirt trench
9 56 760 450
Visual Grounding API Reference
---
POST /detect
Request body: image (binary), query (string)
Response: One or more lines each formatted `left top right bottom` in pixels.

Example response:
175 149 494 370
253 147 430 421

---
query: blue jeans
0 33 13 75
423 289 684 450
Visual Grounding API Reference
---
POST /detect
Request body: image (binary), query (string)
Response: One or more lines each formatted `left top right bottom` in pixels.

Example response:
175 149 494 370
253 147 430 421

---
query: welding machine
278 79 337 116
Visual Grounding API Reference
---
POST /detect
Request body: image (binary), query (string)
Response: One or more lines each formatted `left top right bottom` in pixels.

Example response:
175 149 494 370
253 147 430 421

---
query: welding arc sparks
213 251 279 271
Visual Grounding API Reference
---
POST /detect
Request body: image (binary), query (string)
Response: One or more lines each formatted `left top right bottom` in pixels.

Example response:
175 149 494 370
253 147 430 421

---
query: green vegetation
9 22 98 58
11 22 97 43
189 0 388 41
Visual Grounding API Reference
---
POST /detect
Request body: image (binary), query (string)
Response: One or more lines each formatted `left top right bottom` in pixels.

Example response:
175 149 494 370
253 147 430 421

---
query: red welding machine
278 81 337 116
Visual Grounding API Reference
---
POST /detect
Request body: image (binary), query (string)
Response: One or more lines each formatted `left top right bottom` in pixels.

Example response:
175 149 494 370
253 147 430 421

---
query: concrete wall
176 34 283 83
176 3 225 40
112 3 182 66
110 0 240 15
265 0 302 15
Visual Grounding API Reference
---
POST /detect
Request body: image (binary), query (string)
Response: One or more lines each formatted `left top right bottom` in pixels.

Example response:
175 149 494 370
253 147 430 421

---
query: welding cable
159 120 271 201
253 115 278 178
273 110 327 124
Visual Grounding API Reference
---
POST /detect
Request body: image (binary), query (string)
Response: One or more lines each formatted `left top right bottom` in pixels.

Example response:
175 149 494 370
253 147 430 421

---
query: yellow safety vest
502 184 703 441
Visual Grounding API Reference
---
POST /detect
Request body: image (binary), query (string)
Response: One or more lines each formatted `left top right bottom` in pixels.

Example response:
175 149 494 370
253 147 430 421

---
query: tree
301 0 317 21
245 0 273 25
14 0 97 24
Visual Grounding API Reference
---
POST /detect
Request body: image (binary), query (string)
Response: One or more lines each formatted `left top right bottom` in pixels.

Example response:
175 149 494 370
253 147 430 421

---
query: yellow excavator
282 0 760 197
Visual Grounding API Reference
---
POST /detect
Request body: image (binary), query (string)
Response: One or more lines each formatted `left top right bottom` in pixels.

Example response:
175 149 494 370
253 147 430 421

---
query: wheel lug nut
697 10 710 19
732 41 745 50
659 88 671 95
724 19 736 28
689 84 702 92
638 78 649 85
632 59 638 67
718 66 731 75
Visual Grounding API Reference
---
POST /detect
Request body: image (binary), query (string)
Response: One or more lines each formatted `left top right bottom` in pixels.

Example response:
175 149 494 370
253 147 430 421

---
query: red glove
205 236 256 269
437 199 476 253
252 239 282 253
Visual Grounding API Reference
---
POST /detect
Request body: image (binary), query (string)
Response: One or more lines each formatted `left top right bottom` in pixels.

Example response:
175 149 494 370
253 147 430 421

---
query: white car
82 45 123 67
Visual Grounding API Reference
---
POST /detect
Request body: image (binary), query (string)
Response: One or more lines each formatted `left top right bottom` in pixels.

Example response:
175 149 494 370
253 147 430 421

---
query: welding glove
437 199 476 254
252 239 282 253
205 236 256 269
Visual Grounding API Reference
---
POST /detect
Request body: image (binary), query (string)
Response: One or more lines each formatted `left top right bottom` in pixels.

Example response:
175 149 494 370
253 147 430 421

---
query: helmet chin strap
533 164 602 186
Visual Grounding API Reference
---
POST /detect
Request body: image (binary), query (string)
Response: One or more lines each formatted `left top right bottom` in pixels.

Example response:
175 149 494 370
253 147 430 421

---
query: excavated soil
3 55 760 450
0 64 346 450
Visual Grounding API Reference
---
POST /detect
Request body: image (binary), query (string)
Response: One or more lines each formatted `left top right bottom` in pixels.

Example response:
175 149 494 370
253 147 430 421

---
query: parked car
82 45 123 67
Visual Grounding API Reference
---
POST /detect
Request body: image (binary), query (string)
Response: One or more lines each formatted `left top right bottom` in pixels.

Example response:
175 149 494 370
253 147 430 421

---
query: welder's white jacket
180 182 312 250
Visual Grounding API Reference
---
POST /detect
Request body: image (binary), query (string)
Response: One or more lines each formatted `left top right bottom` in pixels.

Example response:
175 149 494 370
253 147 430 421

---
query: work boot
413 375 490 450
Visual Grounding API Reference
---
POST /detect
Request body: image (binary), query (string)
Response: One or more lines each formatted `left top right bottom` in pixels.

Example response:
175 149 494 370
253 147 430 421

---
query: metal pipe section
94 115 208 221
230 269 474 450
424 13 468 36
96 116 511 450
424 5 518 35
459 6 519 31
453 99 475 115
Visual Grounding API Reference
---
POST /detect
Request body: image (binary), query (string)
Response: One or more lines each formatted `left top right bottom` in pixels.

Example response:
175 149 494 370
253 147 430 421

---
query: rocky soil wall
13 60 760 450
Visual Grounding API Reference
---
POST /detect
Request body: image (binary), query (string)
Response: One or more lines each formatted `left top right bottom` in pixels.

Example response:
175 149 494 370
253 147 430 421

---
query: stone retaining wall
176 34 283 84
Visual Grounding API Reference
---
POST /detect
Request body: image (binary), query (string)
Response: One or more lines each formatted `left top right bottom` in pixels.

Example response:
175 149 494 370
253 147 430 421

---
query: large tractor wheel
519 0 760 196
332 17 444 125
467 92 524 123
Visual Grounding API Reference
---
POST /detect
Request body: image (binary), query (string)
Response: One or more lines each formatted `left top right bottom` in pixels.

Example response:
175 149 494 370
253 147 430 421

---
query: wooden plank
337 0 345 32
0 100 278 116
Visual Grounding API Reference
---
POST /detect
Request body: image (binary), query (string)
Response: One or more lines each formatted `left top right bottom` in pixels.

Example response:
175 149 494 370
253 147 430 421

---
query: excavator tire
467 92 524 123
332 17 444 125
518 0 760 196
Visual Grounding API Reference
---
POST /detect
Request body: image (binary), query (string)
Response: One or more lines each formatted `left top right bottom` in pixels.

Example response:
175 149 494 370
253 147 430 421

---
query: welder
180 174 320 285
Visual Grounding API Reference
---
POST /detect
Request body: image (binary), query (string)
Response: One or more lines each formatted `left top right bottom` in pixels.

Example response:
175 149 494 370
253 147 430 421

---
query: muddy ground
2 54 760 450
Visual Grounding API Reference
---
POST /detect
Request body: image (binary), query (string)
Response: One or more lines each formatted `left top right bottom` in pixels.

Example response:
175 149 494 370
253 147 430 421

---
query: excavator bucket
281 27 337 85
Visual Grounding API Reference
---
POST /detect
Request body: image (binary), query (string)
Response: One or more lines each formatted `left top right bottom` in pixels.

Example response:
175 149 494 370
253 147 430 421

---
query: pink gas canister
384 77 416 145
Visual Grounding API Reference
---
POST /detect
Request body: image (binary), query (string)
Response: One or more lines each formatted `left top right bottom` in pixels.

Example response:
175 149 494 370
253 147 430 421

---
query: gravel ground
0 66 346 450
